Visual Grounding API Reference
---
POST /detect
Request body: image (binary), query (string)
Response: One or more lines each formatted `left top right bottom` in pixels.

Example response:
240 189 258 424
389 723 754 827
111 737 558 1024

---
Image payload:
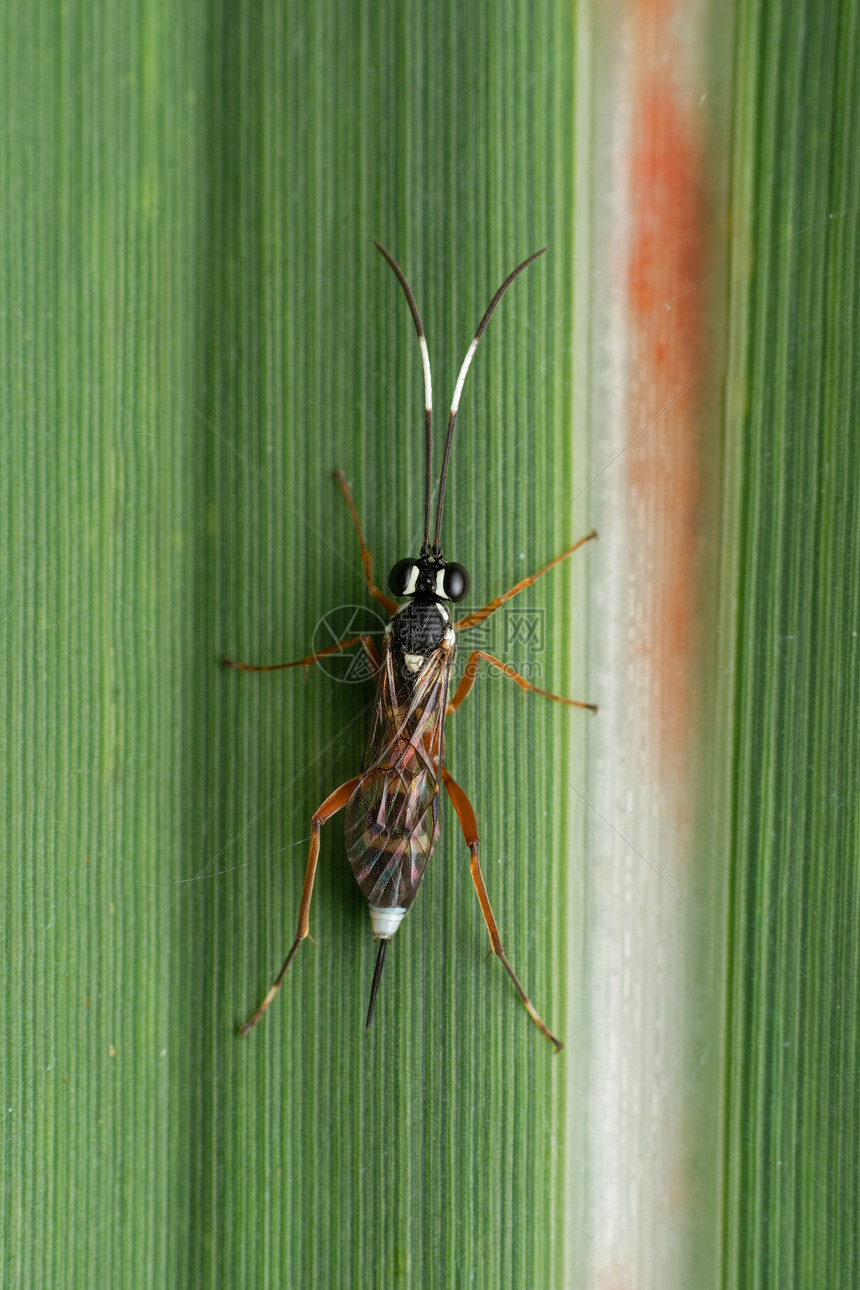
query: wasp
226 243 596 1050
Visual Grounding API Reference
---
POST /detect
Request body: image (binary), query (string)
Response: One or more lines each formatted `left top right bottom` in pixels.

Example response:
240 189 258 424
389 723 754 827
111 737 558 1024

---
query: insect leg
224 634 380 676
440 767 563 1053
447 651 596 715
454 529 597 631
239 775 362 1035
334 470 400 614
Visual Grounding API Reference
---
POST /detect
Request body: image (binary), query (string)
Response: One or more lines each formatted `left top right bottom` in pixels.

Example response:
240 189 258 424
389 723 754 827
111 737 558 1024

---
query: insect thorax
391 600 453 674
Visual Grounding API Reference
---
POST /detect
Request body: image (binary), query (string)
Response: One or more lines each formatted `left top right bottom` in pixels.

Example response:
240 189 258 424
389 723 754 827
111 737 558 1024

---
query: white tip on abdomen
369 905 407 938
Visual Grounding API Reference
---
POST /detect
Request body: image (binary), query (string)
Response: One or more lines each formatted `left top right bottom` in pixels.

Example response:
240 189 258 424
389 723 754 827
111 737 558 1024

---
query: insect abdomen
344 769 440 909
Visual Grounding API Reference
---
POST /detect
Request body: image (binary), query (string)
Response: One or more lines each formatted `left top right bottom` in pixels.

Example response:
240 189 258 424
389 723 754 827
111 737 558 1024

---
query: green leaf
718 1 860 1286
3 2 581 1286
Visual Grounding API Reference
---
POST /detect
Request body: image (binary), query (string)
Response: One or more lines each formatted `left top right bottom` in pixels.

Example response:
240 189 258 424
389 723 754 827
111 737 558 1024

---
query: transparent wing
345 634 452 909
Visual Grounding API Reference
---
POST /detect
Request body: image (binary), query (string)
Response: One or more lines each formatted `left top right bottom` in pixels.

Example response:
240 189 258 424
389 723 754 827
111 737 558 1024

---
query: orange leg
239 775 362 1034
224 634 380 677
447 650 597 715
454 529 597 631
334 470 400 614
441 767 563 1053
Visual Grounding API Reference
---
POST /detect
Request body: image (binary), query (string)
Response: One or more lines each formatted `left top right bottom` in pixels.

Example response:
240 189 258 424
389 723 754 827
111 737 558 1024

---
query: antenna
374 242 434 553
432 248 547 553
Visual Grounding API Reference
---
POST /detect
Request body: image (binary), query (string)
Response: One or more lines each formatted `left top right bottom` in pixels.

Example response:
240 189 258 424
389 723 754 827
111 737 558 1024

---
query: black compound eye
442 563 470 602
388 558 418 597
